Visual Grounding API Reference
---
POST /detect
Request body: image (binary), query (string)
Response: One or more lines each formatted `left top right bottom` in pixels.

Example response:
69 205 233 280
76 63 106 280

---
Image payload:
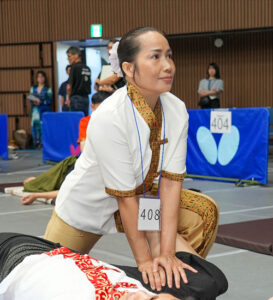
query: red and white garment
0 247 150 300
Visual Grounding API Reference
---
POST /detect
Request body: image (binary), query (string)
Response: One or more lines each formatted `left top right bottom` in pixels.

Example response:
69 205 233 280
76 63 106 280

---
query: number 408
140 209 160 221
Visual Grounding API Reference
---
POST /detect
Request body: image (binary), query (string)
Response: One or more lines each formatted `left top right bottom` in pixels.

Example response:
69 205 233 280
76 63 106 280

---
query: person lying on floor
0 233 228 300
20 91 111 205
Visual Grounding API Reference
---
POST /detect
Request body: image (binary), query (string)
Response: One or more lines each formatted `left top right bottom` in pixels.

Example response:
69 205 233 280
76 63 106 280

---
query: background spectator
198 62 223 109
28 71 52 148
58 65 71 111
66 47 91 116
94 39 125 93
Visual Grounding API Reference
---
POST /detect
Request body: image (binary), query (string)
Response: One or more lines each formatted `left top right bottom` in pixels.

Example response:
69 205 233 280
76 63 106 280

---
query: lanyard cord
128 94 166 198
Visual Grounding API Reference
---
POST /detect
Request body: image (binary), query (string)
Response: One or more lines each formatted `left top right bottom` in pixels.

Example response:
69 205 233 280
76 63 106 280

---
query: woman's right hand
138 260 165 292
34 98 40 106
21 194 37 205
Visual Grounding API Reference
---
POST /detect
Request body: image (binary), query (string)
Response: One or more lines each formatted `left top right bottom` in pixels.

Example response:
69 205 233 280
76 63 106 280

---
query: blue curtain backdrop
186 108 269 184
42 112 84 162
0 114 8 160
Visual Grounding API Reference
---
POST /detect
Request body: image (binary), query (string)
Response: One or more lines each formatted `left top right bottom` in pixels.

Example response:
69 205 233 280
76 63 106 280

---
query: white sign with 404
210 111 232 134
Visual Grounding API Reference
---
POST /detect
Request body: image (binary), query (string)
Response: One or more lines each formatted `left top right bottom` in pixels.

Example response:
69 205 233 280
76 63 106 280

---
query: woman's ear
121 62 135 79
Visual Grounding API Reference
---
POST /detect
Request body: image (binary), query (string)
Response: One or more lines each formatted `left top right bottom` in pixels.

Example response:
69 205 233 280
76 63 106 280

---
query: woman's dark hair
36 70 48 86
92 91 111 104
117 27 167 78
206 62 220 79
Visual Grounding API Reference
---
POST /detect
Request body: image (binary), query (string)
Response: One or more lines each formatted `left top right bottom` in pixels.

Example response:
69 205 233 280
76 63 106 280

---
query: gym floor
0 150 273 300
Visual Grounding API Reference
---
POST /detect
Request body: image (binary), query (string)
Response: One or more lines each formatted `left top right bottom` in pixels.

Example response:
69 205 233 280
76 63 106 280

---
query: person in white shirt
197 63 224 109
44 27 219 292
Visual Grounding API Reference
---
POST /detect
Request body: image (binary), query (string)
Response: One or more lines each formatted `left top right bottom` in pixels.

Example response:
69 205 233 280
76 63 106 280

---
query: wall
170 31 273 108
0 43 54 139
0 0 272 43
0 0 273 140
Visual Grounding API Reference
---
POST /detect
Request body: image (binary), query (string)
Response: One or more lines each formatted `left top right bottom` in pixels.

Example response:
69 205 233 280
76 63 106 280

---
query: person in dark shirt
58 65 71 112
66 47 91 116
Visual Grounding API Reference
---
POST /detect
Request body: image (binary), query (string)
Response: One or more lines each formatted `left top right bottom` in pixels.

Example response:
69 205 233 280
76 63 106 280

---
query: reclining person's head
121 291 197 300
91 91 111 111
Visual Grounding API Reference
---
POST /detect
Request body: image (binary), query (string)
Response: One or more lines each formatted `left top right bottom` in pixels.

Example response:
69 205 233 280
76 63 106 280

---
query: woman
198 63 223 109
29 71 52 147
44 27 219 291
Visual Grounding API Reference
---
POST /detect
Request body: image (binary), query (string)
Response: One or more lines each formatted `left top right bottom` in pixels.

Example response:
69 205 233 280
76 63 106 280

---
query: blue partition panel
186 108 269 184
42 112 84 162
0 114 8 160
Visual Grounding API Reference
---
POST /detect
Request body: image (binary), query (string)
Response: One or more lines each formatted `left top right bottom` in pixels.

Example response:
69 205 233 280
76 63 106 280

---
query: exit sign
90 24 103 38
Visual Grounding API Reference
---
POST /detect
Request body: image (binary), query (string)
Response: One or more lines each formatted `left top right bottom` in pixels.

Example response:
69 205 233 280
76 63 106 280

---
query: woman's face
130 31 175 96
208 66 216 77
37 73 45 85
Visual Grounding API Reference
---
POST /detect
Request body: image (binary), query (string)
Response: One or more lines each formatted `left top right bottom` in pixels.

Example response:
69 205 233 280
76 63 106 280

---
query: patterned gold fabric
161 171 184 182
179 189 219 257
105 188 136 198
114 188 219 258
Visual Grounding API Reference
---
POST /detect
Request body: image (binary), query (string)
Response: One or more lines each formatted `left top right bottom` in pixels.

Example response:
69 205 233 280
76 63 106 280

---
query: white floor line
0 207 53 216
220 205 273 215
207 249 248 259
204 186 261 193
1 170 48 176
0 194 11 198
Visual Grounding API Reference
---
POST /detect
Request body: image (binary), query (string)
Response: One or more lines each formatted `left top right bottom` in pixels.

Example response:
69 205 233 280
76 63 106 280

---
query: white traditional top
55 84 188 234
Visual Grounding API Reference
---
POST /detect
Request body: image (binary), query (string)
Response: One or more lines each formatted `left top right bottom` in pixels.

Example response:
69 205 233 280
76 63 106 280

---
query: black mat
216 218 273 255
0 182 23 193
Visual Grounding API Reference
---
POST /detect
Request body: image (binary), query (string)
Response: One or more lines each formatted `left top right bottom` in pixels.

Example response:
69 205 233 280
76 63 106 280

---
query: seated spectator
21 91 111 205
0 233 228 300
58 65 71 111
78 91 111 152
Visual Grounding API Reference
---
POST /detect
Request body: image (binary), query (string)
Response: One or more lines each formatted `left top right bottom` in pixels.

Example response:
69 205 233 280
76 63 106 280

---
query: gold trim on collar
127 83 163 194
127 83 160 129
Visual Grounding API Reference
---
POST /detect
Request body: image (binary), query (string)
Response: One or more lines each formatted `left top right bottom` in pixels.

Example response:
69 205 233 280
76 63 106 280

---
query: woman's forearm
36 191 59 199
199 90 217 97
159 178 181 255
99 74 119 86
117 196 152 265
145 231 161 258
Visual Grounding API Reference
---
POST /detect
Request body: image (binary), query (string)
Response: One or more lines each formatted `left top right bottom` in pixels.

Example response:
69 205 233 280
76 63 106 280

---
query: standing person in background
66 47 91 116
58 65 71 112
29 71 52 148
94 39 126 93
198 63 223 109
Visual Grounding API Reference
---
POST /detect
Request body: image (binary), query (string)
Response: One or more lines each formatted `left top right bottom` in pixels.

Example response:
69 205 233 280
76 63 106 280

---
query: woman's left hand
152 254 198 289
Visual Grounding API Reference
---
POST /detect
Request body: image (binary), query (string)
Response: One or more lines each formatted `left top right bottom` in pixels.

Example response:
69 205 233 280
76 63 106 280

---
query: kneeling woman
44 27 219 290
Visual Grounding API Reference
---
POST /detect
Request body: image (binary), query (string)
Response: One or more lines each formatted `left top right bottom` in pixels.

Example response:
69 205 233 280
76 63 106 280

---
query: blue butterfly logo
196 126 240 166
